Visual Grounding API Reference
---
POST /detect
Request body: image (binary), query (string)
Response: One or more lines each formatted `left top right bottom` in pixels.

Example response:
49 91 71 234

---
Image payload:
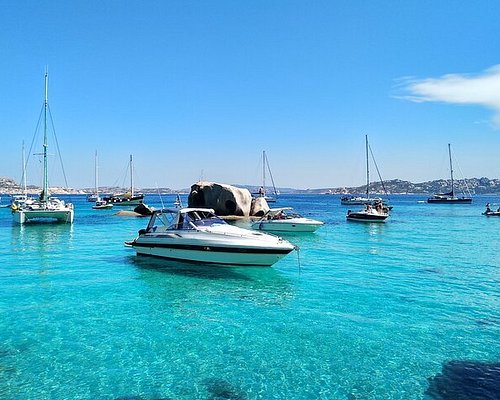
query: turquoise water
0 194 498 399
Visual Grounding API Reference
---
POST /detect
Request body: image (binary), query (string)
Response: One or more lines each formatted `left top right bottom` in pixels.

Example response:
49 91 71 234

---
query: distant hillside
1 176 499 195
311 178 500 195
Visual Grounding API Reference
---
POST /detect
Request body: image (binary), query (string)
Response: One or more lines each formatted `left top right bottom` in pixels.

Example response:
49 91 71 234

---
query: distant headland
0 176 499 195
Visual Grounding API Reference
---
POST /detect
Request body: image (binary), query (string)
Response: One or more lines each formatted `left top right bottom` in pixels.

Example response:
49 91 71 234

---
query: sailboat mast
95 150 99 196
130 154 134 197
448 143 454 197
22 141 27 196
365 135 370 197
262 150 266 195
42 70 49 202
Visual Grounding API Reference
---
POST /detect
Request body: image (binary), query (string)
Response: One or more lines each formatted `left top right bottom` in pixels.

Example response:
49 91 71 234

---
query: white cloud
401 65 500 127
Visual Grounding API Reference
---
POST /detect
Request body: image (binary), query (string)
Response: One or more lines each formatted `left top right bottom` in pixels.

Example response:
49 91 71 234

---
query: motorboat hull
483 211 500 217
92 203 113 210
130 232 294 266
251 218 323 232
346 210 388 223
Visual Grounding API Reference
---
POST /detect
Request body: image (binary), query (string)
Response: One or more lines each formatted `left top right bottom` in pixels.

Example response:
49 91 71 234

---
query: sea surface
0 194 498 400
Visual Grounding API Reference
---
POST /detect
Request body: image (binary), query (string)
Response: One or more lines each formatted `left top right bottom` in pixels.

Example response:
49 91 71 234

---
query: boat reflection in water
127 208 295 266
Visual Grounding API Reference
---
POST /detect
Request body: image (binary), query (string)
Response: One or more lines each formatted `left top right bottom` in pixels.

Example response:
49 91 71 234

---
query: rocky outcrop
188 182 254 216
250 196 270 217
134 203 154 216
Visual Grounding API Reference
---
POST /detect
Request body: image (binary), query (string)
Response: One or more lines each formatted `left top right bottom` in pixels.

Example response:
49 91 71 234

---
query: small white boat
92 199 113 210
251 207 324 232
127 208 295 266
86 194 98 202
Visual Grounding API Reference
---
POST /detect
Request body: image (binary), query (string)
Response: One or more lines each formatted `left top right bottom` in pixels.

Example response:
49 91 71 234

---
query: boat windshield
146 209 227 232
269 209 302 220
185 210 226 228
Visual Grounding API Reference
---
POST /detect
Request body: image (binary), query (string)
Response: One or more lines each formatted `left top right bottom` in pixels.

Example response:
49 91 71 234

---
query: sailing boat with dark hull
103 155 144 206
427 144 472 204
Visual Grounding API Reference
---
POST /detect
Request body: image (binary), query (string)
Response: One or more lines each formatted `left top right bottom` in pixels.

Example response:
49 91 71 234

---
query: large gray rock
188 182 252 216
250 196 270 217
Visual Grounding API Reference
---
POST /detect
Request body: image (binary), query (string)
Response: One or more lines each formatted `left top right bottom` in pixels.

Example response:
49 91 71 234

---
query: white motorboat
251 207 324 232
12 71 74 224
127 208 295 266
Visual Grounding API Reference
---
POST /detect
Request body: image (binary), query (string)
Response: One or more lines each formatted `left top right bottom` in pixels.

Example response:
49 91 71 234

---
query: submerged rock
202 377 247 400
426 360 500 399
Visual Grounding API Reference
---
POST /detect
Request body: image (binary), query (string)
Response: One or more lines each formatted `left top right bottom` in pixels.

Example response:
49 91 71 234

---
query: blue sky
1 1 499 190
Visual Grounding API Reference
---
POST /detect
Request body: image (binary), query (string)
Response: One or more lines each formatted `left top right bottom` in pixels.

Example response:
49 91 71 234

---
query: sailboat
92 151 113 209
103 155 144 206
341 135 389 207
12 71 74 224
427 144 472 204
10 141 36 210
346 135 389 223
253 150 278 203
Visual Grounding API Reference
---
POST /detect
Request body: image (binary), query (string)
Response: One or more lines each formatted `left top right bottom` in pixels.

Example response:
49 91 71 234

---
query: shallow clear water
0 194 498 399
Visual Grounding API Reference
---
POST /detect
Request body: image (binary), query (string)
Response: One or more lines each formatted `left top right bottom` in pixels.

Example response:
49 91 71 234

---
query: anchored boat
127 208 295 266
12 71 74 224
427 144 472 204
251 207 324 232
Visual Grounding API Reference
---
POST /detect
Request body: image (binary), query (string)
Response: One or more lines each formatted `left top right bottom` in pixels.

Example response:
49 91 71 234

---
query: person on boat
375 201 383 213
485 203 491 213
258 186 264 195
